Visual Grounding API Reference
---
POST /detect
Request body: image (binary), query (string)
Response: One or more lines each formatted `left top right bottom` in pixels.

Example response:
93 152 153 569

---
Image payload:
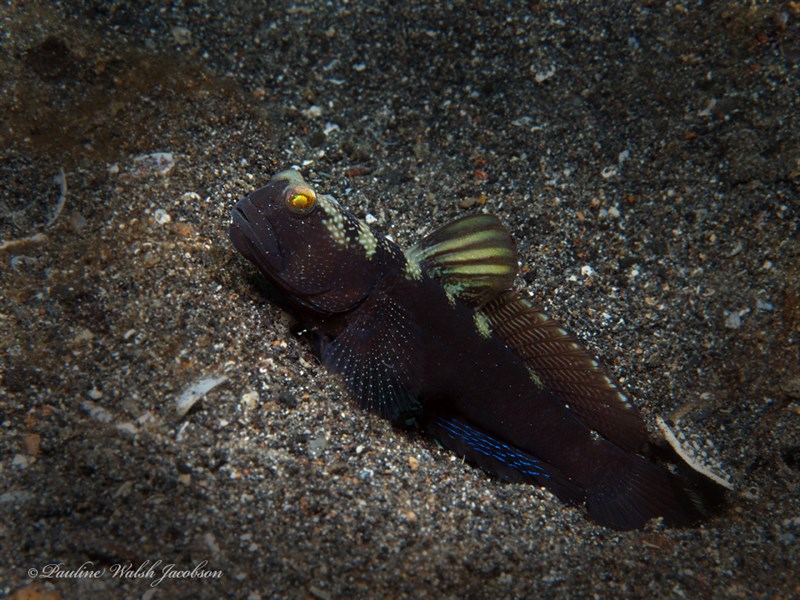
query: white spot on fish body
473 311 492 339
403 253 422 281
528 367 545 389
357 221 377 258
318 195 349 248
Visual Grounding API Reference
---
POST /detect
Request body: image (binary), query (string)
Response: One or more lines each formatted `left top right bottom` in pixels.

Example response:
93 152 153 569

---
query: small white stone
82 400 112 423
724 311 742 329
601 166 618 179
756 299 774 311
154 209 171 225
171 26 192 45
116 422 138 436
133 152 176 176
533 65 556 83
12 454 34 468
302 105 323 118
136 412 156 426
241 390 258 410
205 532 221 557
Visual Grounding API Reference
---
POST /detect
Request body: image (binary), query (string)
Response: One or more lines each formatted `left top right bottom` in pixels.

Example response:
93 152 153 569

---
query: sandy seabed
1 2 798 598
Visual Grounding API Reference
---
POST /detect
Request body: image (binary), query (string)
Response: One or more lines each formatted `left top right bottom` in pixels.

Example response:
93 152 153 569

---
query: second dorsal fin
406 214 517 305
481 291 650 452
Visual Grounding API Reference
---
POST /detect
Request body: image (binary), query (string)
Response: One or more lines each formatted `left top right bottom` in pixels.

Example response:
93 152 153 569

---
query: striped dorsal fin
406 214 517 305
482 290 650 452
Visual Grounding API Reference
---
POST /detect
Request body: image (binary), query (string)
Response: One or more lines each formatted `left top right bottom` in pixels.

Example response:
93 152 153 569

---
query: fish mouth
230 194 334 301
230 195 285 274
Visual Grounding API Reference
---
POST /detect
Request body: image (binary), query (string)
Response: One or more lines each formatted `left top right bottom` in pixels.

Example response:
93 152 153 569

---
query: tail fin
586 449 727 530
428 416 727 531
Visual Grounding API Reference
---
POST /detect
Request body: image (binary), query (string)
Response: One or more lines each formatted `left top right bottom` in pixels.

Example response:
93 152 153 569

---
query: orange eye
284 184 316 215
291 194 312 209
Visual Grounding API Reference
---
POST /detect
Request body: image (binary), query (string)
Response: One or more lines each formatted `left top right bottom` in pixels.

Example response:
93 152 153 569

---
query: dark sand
1 2 798 598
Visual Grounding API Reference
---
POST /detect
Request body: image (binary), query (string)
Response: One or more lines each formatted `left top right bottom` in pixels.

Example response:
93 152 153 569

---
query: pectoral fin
321 291 423 423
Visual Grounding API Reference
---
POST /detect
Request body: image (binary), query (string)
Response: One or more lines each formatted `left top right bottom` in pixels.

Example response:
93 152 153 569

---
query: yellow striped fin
406 214 517 304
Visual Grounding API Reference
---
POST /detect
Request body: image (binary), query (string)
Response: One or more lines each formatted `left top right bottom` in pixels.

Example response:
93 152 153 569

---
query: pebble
756 299 773 311
241 389 259 410
601 166 619 179
113 481 133 499
533 65 556 83
82 400 112 422
115 422 137 436
782 377 800 401
301 105 323 119
8 582 61 600
309 586 332 600
724 311 742 329
23 433 41 456
153 208 172 225
12 454 34 468
205 532 221 557
171 26 192 45
308 434 329 458
402 509 418 523
0 490 35 505
175 374 229 417
132 152 176 176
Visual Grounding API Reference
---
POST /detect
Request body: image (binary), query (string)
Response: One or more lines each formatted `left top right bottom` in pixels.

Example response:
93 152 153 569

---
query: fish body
230 170 726 530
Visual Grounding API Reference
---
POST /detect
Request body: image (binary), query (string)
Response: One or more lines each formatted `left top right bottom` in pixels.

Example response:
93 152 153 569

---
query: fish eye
284 184 317 216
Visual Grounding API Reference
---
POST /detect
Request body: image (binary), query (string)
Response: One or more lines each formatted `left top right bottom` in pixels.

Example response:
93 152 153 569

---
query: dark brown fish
230 170 727 530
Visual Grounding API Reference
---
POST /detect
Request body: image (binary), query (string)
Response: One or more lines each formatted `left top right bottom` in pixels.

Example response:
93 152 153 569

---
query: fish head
230 170 391 314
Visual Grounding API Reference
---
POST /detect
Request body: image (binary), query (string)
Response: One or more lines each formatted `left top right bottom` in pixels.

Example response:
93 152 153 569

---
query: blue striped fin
434 417 549 479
